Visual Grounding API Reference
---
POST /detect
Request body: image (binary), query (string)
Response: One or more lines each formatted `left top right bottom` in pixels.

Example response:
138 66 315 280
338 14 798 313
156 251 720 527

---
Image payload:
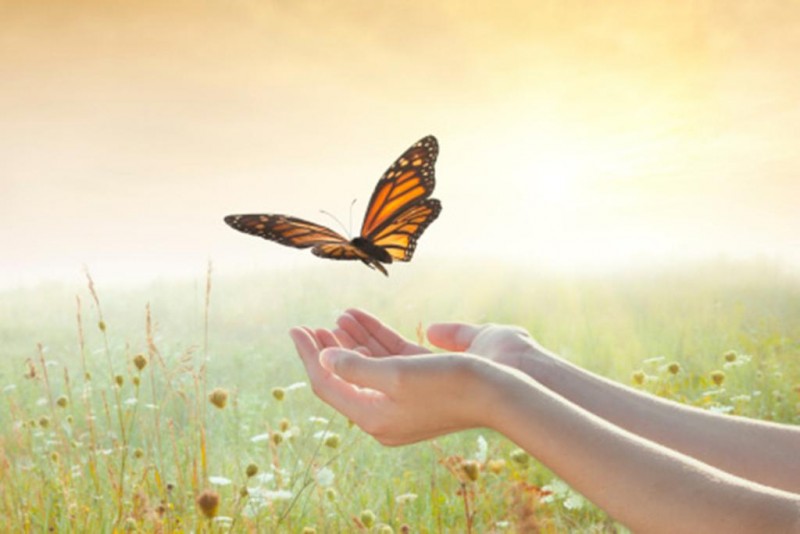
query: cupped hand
290 326 496 445
335 308 546 371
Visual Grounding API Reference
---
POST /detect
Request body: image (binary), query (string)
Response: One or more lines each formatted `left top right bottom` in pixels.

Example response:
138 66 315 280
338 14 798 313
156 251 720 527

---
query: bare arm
336 308 800 494
290 325 800 534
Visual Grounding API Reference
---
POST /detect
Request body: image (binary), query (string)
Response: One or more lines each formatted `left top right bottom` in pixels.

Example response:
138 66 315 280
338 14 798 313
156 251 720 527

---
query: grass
1 259 799 532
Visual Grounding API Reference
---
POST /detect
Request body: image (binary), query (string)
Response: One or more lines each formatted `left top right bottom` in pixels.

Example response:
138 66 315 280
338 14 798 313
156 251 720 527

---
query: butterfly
224 135 441 276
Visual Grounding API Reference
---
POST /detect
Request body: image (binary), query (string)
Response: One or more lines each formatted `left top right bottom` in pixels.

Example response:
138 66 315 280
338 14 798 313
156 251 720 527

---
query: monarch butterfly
224 135 441 276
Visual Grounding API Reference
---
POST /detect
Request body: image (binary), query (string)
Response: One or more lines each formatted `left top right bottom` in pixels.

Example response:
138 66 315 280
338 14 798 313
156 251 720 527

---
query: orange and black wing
224 214 371 262
359 135 441 261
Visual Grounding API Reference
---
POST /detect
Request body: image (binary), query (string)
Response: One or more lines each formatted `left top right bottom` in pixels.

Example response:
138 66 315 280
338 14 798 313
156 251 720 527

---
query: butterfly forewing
224 214 348 248
361 136 438 238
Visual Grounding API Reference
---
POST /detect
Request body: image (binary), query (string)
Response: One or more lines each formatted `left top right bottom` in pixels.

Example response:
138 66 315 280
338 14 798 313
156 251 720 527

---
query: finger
290 328 382 420
320 347 399 393
332 327 359 350
337 311 391 356
427 323 482 351
315 328 341 349
345 308 427 356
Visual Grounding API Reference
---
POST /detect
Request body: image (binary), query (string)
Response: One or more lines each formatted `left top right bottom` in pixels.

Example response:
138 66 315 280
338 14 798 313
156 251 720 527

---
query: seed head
132 376 140 387
133 354 148 371
323 433 341 449
272 387 285 401
278 418 291 432
487 459 506 474
98 320 107 332
302 528 317 534
208 388 229 409
39 416 50 428
133 448 144 460
510 448 529 467
667 362 681 375
271 431 284 446
360 510 376 528
56 395 69 408
632 370 646 386
115 375 124 387
710 370 726 386
723 350 737 363
196 489 220 519
245 463 258 478
461 459 480 481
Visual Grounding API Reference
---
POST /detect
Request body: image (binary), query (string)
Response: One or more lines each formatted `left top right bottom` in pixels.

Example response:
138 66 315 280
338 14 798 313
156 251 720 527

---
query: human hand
334 308 548 372
290 326 499 445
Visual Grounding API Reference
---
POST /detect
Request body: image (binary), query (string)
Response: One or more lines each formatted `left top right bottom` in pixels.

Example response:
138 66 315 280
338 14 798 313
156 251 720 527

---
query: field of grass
1 260 799 532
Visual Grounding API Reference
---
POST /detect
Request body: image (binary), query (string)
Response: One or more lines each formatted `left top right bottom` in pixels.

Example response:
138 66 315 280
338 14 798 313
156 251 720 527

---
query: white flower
286 382 307 391
315 467 335 487
251 433 271 443
309 416 330 425
209 476 232 486
3 384 17 393
313 430 337 441
253 472 275 485
395 493 418 504
243 488 293 517
124 398 138 406
474 435 488 463
708 404 734 414
723 353 752 369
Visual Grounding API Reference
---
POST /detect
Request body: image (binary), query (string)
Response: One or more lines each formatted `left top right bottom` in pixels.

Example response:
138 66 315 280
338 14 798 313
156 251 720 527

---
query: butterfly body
224 136 441 276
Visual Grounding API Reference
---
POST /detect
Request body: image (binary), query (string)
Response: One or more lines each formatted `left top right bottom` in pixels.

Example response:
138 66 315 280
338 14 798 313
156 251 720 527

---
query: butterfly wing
359 135 441 262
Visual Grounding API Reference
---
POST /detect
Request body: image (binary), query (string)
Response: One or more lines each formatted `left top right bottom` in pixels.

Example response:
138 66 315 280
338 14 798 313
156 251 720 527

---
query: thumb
320 348 394 391
426 323 482 352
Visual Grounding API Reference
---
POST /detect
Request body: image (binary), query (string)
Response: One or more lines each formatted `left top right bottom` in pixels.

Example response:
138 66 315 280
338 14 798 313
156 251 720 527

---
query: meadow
1 260 798 533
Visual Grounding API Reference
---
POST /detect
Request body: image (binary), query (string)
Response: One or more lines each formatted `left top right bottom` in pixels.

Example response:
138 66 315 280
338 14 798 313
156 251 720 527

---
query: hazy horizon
3 1 800 289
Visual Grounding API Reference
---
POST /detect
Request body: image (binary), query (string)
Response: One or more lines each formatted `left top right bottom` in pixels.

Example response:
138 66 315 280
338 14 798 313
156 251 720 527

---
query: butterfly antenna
319 209 351 239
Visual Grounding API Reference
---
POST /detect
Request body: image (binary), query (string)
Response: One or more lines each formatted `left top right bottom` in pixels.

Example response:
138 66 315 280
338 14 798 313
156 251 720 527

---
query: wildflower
323 433 341 449
723 350 737 363
286 381 307 391
272 387 285 401
360 510 376 528
324 487 337 501
98 320 107 332
378 525 394 534
115 375 124 387
246 464 259 478
315 467 335 487
209 476 232 486
50 451 59 462
309 416 329 424
710 370 726 386
209 388 229 409
124 517 137 531
39 416 50 428
667 362 681 375
56 395 69 408
196 489 220 519
133 448 144 460
271 431 283 446
461 459 480 481
133 354 147 371
632 370 646 386
132 376 140 387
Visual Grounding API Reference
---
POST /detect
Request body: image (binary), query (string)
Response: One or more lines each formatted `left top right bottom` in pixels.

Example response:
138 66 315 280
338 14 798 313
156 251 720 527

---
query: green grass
1 260 798 532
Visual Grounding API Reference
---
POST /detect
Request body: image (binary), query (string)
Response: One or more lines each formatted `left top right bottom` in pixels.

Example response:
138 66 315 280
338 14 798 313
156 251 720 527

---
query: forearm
514 349 800 493
482 366 800 533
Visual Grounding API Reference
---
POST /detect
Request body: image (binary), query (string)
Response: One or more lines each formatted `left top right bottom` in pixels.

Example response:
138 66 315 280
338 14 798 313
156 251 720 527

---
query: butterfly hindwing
370 198 441 261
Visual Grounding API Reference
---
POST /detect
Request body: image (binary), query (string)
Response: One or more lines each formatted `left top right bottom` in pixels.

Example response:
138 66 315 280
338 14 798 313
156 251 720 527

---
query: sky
2 1 800 288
